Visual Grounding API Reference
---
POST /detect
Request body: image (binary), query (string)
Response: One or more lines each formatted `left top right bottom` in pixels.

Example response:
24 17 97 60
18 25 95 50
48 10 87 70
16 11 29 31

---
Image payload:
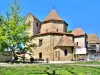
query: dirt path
67 64 100 67
0 63 100 67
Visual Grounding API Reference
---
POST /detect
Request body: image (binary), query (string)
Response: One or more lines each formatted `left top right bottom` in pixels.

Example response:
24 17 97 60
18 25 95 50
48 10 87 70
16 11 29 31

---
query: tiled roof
44 9 63 22
88 34 100 44
56 35 75 47
28 13 40 22
72 28 85 36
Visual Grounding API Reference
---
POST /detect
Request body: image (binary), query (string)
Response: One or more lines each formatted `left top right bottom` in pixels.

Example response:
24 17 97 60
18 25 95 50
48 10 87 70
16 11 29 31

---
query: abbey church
25 9 88 61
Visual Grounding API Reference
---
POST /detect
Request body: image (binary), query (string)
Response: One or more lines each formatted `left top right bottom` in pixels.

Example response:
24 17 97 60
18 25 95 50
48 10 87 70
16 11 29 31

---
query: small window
39 39 42 46
76 42 78 45
28 21 31 26
57 29 58 31
36 22 38 27
64 49 67 56
39 53 42 59
46 29 48 32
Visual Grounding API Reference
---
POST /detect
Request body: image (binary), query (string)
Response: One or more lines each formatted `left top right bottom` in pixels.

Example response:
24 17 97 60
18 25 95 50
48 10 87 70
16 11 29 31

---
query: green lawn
0 64 100 75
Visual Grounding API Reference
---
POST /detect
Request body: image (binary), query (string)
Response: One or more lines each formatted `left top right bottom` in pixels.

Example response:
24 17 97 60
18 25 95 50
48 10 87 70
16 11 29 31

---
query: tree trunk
12 50 15 61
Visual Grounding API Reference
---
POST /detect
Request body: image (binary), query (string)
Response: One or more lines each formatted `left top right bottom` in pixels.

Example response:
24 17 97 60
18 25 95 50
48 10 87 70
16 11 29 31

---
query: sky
0 0 100 37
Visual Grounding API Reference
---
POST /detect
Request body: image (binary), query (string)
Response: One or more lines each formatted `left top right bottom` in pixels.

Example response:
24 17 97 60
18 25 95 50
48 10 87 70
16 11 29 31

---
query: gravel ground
0 61 100 67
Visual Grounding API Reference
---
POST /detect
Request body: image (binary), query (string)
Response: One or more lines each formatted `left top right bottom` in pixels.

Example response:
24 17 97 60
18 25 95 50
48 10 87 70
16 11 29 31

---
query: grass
0 64 100 75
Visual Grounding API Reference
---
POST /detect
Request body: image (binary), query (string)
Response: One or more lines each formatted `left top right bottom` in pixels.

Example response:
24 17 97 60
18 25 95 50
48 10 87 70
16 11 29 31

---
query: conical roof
44 9 63 21
56 35 75 47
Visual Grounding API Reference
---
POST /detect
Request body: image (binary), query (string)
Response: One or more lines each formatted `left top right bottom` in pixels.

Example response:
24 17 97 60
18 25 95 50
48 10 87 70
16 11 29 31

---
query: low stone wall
0 55 12 62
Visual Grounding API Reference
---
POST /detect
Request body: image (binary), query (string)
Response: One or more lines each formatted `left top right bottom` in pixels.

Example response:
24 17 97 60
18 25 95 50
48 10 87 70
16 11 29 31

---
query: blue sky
0 0 100 37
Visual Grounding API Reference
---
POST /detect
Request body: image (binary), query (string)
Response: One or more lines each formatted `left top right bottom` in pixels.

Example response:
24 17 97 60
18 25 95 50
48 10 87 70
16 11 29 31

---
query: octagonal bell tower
40 9 68 33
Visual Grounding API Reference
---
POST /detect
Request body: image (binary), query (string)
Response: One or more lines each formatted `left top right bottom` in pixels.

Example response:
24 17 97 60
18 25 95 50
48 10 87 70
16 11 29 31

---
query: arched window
64 49 67 56
39 53 42 59
28 21 31 26
46 29 48 32
36 22 38 27
57 29 58 31
39 39 42 46
76 42 78 45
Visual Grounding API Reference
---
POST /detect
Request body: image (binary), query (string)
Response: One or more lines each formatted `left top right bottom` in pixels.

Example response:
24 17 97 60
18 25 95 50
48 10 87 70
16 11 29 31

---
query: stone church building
25 9 87 61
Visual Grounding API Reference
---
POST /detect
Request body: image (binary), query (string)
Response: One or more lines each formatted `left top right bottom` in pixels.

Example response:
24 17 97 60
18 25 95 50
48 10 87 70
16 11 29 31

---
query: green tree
68 30 72 33
0 0 30 60
0 15 9 51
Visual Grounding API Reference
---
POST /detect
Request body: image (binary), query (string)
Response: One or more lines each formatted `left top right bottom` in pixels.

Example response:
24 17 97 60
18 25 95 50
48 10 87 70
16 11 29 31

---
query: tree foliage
0 15 8 51
68 30 72 33
0 0 30 59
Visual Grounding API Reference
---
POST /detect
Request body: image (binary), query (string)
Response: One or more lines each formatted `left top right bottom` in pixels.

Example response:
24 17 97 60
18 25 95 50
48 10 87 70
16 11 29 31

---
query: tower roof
72 28 86 36
44 9 63 22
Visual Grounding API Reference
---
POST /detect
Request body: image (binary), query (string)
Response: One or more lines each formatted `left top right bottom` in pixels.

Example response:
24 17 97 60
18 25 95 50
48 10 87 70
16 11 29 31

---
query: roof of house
43 9 63 22
88 34 100 44
72 28 86 36
56 35 75 47
28 13 40 22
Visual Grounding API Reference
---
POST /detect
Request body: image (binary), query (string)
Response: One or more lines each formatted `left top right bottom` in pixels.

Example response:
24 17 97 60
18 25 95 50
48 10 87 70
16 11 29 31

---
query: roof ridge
44 9 63 22
28 13 40 22
72 28 85 36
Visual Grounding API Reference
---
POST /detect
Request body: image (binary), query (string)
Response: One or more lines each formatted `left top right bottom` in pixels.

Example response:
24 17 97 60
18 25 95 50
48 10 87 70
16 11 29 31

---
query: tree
68 30 72 33
0 15 8 51
0 0 30 61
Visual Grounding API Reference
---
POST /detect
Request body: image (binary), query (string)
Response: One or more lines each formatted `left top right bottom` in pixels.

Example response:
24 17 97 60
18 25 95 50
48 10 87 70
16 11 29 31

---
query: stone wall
40 21 67 33
25 14 34 37
32 35 51 60
31 34 74 61
74 36 86 48
0 55 11 62
25 14 41 36
32 34 62 61
54 47 73 61
33 19 41 34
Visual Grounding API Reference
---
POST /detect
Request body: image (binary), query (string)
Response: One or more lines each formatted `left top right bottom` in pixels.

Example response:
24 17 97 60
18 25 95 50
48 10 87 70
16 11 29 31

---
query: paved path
0 61 100 67
67 64 100 67
0 63 41 67
49 61 76 64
